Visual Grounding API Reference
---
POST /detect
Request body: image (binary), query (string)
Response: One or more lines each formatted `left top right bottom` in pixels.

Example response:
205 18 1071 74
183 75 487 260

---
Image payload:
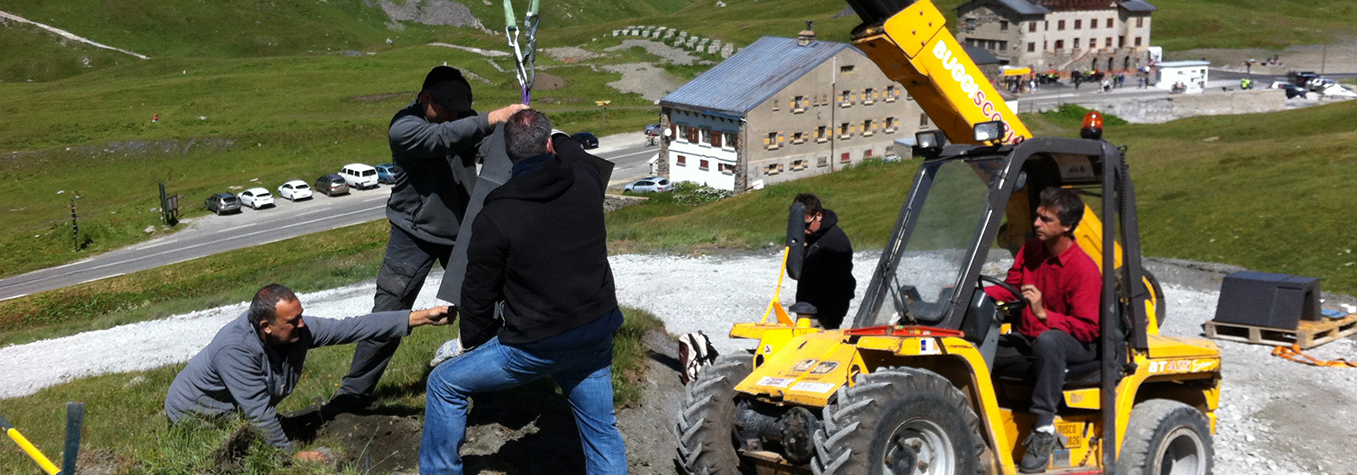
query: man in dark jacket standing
419 110 626 475
793 193 856 329
328 66 528 414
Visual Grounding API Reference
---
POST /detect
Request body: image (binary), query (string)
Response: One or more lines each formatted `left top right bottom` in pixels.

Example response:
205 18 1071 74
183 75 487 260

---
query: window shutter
712 132 722 148
688 127 698 143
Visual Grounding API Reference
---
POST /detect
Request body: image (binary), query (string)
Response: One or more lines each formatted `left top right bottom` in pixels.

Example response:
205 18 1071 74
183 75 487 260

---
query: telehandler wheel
1115 399 1213 475
812 367 986 475
674 355 753 475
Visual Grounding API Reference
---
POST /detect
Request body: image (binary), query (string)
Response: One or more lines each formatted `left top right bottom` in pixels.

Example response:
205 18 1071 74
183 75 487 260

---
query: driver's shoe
1019 430 1058 473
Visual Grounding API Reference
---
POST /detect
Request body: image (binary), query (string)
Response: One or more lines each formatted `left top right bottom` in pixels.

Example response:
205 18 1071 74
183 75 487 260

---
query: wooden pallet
1204 314 1357 349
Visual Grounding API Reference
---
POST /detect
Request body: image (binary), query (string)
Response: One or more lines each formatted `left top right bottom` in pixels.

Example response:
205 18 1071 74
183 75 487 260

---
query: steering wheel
978 275 1026 316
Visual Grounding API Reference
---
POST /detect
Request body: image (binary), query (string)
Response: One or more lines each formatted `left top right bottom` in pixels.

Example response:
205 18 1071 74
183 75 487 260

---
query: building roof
966 0 1154 14
964 45 1001 65
1118 0 1157 12
659 36 853 117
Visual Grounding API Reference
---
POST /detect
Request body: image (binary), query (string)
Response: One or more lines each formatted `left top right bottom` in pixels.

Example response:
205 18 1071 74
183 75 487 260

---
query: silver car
624 176 673 193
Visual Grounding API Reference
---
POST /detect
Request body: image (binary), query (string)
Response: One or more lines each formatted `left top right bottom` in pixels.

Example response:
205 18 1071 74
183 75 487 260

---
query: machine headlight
973 120 1007 143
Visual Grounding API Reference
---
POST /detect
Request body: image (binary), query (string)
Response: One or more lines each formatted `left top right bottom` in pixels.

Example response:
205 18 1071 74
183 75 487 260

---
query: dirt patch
74 447 124 475
541 47 603 63
533 72 567 91
378 0 492 33
282 329 684 474
1170 38 1357 75
600 63 683 102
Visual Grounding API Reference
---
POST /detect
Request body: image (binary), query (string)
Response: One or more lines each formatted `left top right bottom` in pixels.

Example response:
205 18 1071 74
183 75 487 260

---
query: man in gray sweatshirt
329 66 528 414
165 284 450 459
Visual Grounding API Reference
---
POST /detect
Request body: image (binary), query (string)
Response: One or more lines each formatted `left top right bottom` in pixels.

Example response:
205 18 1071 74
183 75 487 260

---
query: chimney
798 20 816 46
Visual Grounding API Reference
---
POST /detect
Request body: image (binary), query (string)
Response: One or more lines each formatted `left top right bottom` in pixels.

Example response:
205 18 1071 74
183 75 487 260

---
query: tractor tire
674 355 754 475
812 367 987 475
1114 399 1213 475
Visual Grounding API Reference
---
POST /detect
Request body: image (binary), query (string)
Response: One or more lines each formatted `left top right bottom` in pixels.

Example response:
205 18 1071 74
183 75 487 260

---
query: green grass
0 306 663 474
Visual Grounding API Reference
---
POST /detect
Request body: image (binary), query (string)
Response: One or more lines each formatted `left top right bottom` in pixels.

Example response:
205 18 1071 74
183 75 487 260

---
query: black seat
992 354 1103 388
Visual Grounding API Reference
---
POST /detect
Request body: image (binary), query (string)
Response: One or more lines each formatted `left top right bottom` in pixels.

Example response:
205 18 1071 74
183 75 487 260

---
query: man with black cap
325 66 528 415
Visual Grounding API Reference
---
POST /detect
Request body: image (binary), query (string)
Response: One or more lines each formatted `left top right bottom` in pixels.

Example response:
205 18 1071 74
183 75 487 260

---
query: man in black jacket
328 67 527 414
793 193 856 329
419 110 627 475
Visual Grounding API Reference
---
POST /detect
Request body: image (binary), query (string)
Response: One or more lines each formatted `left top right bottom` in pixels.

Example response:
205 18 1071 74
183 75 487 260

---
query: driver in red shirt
983 187 1101 474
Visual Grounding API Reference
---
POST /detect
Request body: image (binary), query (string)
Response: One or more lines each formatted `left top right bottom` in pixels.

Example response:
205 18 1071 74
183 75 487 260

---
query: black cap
422 66 473 114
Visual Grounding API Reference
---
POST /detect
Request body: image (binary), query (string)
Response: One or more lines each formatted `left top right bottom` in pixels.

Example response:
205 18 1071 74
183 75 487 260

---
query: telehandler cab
673 1 1222 474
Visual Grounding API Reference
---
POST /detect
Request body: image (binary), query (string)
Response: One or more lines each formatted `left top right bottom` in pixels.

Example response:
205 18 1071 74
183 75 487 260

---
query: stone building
656 30 932 192
955 0 1155 75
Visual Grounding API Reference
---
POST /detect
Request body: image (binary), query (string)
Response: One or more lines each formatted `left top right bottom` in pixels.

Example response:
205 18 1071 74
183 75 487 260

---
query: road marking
0 204 388 293
0 293 28 302
604 149 658 162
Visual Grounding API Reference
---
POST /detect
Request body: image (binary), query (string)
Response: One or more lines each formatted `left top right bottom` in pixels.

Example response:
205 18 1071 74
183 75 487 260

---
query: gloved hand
429 337 466 367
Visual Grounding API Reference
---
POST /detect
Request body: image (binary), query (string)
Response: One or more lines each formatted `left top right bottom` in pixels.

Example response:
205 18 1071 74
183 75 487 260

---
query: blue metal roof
1119 0 1157 12
660 36 852 117
996 0 1051 15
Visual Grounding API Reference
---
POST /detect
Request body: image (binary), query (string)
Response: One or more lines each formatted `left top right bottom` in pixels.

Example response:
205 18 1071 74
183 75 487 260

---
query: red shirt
984 239 1102 343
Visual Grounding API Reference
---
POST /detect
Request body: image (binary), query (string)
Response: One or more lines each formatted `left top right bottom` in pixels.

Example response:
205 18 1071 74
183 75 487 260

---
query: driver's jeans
994 330 1097 428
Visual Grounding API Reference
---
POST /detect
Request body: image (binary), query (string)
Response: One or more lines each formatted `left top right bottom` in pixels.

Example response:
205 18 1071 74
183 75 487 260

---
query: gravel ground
599 63 683 102
603 39 700 66
2 251 1354 473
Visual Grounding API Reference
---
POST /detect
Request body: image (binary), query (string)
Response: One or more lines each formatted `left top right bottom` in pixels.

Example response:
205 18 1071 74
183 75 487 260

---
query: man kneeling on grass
165 283 450 460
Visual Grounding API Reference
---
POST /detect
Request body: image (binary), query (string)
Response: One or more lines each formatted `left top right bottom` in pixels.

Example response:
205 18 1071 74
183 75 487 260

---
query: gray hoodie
164 311 410 450
385 101 495 245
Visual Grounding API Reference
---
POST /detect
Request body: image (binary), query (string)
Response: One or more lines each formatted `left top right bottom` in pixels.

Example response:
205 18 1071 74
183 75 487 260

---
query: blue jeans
419 335 627 475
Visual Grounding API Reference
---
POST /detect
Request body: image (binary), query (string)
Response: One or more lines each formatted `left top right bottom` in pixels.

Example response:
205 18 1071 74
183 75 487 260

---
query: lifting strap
503 0 539 104
1271 344 1357 368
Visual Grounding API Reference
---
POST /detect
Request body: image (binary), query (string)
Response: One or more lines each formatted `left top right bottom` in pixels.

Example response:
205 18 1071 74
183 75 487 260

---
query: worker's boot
320 393 371 420
1019 430 1059 473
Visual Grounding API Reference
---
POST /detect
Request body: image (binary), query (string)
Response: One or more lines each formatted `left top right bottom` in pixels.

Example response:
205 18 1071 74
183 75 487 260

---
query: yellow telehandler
673 1 1221 474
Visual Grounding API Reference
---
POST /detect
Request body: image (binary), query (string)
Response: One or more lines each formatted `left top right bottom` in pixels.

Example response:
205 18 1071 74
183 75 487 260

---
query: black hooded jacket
795 209 856 322
459 136 617 347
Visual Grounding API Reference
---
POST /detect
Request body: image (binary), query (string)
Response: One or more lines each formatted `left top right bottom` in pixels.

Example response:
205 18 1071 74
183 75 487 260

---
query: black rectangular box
1213 271 1321 329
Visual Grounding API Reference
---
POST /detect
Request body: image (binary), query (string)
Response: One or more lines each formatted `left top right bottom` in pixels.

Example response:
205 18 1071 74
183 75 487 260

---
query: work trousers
993 330 1097 428
420 335 628 475
337 224 453 399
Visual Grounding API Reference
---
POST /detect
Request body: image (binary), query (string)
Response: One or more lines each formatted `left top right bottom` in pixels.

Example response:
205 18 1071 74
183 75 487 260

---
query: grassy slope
0 306 664 474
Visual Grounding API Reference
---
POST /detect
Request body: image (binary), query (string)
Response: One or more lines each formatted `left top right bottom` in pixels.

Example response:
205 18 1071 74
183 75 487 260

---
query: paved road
0 136 657 301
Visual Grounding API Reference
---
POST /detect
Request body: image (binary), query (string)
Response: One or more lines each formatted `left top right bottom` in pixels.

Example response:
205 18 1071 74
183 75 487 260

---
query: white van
339 163 379 190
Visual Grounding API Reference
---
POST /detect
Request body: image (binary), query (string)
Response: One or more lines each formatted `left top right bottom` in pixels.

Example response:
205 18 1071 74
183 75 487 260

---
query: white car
624 176 674 193
278 180 313 201
340 163 379 190
238 187 275 209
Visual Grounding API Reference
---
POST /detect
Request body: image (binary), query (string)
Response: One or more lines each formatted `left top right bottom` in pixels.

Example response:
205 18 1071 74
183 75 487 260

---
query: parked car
1270 81 1308 99
624 176 673 193
314 174 350 196
237 188 275 210
375 163 403 184
205 192 241 215
278 180 313 201
644 123 663 137
339 163 379 189
572 132 599 149
1287 70 1318 87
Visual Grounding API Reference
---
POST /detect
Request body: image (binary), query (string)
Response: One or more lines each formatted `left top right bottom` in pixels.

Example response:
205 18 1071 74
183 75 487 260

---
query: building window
677 125 690 142
840 90 851 105
839 122 851 138
699 159 709 170
1028 42 1036 52
1119 36 1125 48
1106 18 1113 28
676 155 687 166
1090 38 1096 49
1000 21 1008 31
885 116 896 132
792 159 807 171
817 155 829 167
1074 38 1080 49
1058 20 1065 30
1028 22 1036 32
700 128 712 145
840 65 855 74
841 152 851 163
793 132 805 144
1043 40 1048 51
1105 37 1113 48
1074 19 1081 30
999 40 1008 51
772 100 780 111
919 113 929 128
964 18 976 30
816 126 827 142
793 95 805 112
688 126 699 143
712 131 723 148
862 119 874 136
1135 37 1142 46
766 132 779 149
1044 21 1049 31
1090 19 1098 29
1054 40 1064 50
1136 17 1144 28
719 163 735 175
885 85 897 102
864 149 873 158
863 87 875 104
765 163 783 175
